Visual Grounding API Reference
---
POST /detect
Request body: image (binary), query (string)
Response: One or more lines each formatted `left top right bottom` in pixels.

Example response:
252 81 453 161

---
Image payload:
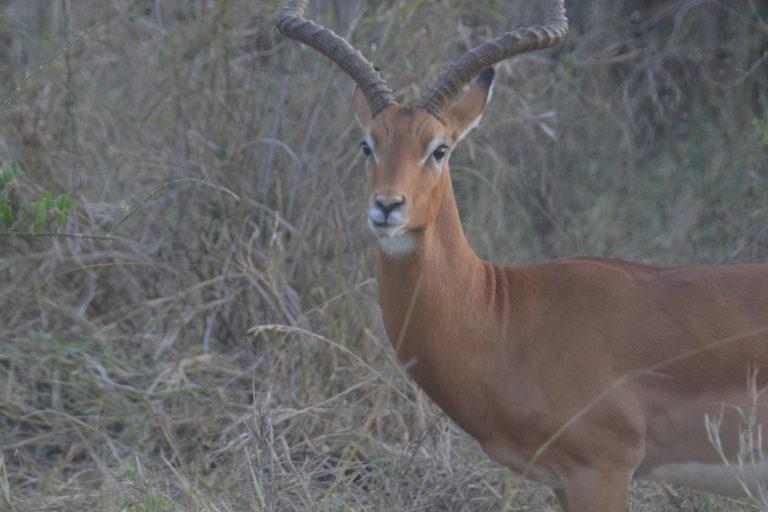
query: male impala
277 1 768 509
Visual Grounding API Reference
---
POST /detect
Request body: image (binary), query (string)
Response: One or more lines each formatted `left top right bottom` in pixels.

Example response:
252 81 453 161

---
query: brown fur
355 77 768 511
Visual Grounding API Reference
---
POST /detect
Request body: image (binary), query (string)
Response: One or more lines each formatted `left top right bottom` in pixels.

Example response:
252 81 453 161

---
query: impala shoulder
512 258 650 308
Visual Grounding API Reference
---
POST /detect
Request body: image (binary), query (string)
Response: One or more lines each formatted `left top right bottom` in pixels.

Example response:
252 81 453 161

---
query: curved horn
417 0 568 121
277 0 397 118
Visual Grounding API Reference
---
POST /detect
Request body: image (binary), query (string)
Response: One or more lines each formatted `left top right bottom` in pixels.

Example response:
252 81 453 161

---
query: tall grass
0 0 766 510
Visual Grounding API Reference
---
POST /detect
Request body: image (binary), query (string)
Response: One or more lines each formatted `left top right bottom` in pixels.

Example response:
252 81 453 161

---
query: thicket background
0 0 766 510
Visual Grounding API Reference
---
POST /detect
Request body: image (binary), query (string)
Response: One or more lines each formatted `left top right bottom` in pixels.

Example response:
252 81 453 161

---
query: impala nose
370 194 406 226
375 195 405 214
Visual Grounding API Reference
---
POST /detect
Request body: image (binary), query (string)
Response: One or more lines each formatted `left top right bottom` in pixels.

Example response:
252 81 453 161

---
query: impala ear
444 67 494 144
353 85 373 129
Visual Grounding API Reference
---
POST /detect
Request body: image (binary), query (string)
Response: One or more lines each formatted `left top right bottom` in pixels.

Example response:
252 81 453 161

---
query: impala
277 1 768 510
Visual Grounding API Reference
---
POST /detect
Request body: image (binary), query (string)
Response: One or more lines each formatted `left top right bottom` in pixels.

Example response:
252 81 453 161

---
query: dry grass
1 0 767 510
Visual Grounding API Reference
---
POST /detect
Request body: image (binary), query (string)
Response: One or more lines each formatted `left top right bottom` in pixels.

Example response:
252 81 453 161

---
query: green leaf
0 200 13 228
0 161 22 195
31 200 47 233
121 200 129 216
40 190 54 208
54 194 77 211
55 209 66 230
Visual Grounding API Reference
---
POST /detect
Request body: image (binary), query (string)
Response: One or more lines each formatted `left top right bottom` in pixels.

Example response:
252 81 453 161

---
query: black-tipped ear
477 68 495 91
443 67 495 144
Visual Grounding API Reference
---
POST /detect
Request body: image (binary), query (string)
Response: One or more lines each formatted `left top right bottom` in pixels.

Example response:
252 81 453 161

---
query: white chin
377 232 416 258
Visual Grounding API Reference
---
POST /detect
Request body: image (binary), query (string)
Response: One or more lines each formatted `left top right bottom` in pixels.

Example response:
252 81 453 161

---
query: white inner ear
453 114 483 146
486 78 494 104
453 79 494 145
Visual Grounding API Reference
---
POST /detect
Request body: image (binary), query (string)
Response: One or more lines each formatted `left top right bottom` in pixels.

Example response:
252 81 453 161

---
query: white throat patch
378 232 416 258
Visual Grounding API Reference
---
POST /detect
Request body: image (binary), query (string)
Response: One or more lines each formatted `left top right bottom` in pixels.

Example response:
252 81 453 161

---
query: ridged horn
277 0 397 118
417 0 568 121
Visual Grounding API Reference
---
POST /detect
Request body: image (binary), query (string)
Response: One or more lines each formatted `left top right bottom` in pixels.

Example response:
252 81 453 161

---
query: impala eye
360 141 372 157
432 145 448 161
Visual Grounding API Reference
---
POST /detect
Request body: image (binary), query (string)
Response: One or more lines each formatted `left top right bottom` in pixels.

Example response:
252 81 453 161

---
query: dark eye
432 145 448 161
360 141 372 157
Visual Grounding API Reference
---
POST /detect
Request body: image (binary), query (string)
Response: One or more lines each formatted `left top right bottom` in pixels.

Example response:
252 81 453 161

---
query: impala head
277 0 568 256
353 69 495 254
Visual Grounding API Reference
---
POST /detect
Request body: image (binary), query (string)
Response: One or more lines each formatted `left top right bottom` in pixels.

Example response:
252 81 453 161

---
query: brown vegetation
0 0 766 510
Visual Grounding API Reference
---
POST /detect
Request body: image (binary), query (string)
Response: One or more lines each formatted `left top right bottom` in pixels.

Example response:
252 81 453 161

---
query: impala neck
376 172 480 363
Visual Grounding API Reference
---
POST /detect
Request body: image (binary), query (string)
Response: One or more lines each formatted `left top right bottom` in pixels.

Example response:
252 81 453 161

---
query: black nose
374 196 405 214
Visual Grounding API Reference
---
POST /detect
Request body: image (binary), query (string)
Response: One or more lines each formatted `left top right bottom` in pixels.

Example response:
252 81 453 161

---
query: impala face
353 69 495 257
359 107 448 249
